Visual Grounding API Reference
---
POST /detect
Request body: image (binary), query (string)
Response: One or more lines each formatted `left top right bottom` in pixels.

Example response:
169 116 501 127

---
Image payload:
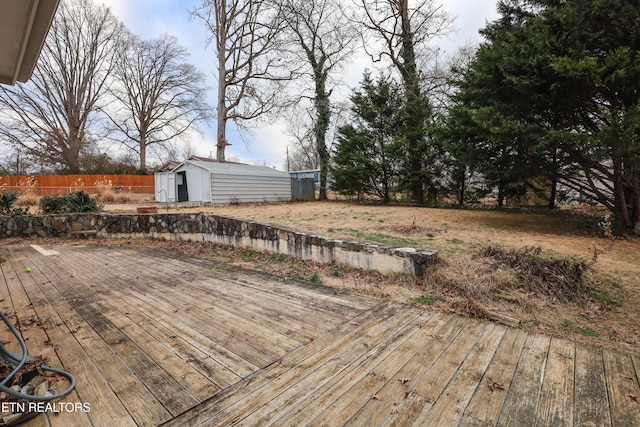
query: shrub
39 190 102 214
0 193 30 216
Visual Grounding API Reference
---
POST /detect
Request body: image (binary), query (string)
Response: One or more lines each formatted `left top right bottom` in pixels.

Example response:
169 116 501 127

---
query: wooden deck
0 242 638 426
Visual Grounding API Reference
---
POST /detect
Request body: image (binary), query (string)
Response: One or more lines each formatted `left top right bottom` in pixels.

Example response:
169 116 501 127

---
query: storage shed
155 158 292 204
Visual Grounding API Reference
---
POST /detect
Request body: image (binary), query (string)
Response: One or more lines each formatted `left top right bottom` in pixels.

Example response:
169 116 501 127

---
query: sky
96 0 500 170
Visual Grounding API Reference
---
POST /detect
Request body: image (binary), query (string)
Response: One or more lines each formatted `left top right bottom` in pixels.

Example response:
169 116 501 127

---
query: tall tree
192 0 287 162
453 0 640 231
0 0 125 173
275 0 357 200
332 73 405 202
276 0 357 200
357 0 454 203
108 34 212 170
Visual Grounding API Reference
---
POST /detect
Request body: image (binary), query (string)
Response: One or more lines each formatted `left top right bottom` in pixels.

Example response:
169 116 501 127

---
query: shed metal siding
210 170 291 204
154 172 176 202
168 160 291 204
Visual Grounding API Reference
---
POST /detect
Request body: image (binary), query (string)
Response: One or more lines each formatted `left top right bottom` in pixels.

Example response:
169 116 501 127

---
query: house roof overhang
0 0 59 85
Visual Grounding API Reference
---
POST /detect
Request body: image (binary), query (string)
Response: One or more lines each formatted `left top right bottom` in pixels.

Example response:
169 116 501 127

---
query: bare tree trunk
216 3 229 162
139 135 147 170
276 0 356 200
357 0 452 204
217 50 229 161
314 76 330 200
193 0 287 163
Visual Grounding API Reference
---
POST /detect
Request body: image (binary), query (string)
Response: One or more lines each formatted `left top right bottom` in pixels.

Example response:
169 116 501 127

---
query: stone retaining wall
0 213 438 276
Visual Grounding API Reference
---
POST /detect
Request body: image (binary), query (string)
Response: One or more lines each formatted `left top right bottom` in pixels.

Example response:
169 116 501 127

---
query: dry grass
93 200 640 355
94 177 131 203
13 177 39 207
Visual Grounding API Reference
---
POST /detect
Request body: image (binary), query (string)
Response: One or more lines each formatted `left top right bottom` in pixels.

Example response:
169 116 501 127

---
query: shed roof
173 160 289 178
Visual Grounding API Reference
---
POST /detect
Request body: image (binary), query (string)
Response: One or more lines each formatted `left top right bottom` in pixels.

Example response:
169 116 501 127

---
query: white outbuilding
155 157 292 204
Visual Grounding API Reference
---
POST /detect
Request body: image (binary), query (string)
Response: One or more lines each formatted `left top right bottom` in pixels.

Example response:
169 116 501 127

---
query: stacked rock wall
0 213 437 276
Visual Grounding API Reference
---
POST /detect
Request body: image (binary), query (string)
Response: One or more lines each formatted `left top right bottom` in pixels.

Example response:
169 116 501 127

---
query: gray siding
210 171 291 204
162 159 292 204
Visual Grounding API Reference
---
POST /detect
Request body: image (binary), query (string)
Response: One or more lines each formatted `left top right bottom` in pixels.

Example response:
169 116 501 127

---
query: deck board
276 312 453 426
27 252 173 426
0 241 638 426
458 328 529 427
324 314 469 426
603 349 640 427
418 323 507 426
534 338 576 426
574 344 612 427
1 256 92 427
379 320 490 426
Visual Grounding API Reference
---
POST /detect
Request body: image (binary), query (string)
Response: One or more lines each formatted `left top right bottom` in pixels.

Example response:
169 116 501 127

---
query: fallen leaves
617 372 634 380
488 378 505 392
627 394 640 404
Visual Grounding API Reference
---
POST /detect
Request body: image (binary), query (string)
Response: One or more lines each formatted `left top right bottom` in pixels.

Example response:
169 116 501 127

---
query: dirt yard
97 200 638 355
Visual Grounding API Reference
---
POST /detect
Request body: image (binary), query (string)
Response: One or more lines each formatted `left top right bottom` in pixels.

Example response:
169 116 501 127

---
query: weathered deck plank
495 334 551 427
236 308 423 426
380 320 490 426
534 338 576 426
27 253 173 426
1 258 90 427
459 328 529 427
54 246 230 395
16 260 132 427
33 251 198 418
574 344 612 427
147 247 379 312
275 312 453 426
603 349 640 427
2 242 638 427
163 301 400 427
77 246 356 342
48 247 218 404
417 322 507 426
335 315 471 426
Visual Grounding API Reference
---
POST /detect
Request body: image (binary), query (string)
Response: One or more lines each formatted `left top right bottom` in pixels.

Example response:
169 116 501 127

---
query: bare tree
0 0 125 173
283 106 320 171
192 0 288 162
357 0 454 202
275 0 357 199
284 99 349 173
108 34 212 170
0 147 35 175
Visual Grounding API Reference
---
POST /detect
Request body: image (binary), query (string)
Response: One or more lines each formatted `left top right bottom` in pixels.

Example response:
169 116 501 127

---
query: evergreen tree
449 0 640 229
331 74 405 202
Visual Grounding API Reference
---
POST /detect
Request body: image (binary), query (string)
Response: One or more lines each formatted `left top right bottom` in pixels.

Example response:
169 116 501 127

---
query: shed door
177 171 189 202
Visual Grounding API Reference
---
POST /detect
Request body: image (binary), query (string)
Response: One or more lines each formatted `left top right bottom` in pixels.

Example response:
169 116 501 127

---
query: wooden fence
0 175 155 196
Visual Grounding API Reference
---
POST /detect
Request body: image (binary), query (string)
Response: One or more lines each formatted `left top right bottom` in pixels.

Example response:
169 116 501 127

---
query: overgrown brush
476 245 591 302
421 243 595 322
